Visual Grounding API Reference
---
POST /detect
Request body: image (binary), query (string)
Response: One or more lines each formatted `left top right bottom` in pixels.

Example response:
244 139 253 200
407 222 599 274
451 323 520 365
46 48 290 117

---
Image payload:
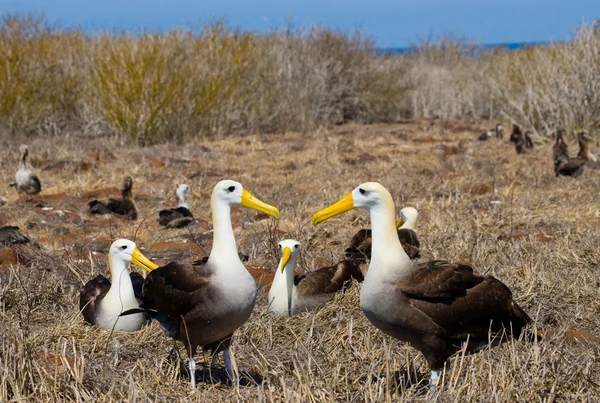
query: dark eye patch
228 186 235 192
359 188 365 194
120 245 127 250
294 244 299 249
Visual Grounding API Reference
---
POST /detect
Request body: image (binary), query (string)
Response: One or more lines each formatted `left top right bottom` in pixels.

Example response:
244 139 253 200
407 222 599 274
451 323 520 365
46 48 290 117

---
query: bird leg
223 348 239 386
189 356 197 389
429 369 441 390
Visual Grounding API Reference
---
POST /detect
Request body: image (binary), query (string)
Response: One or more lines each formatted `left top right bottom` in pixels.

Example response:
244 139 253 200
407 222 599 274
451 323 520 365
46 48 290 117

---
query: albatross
345 206 421 263
158 184 201 228
312 182 531 388
10 144 41 195
125 180 280 387
87 175 138 220
268 239 363 317
79 239 156 331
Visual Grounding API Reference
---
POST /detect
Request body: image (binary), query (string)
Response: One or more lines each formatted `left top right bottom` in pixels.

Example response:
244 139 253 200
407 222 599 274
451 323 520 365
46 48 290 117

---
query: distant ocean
377 42 549 55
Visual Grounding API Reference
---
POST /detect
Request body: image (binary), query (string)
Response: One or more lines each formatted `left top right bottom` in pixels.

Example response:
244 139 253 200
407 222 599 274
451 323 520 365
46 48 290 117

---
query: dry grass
1 15 599 144
1 120 600 401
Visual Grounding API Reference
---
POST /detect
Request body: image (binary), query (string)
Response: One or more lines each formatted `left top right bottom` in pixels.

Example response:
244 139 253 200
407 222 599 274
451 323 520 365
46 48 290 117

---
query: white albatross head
311 182 396 225
396 207 418 230
111 239 158 273
212 179 280 218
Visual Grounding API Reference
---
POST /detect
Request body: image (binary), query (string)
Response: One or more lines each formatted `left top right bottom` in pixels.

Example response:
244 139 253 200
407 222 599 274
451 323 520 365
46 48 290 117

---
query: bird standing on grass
79 239 156 331
312 182 532 388
158 184 201 228
10 144 41 195
125 180 280 388
268 239 363 317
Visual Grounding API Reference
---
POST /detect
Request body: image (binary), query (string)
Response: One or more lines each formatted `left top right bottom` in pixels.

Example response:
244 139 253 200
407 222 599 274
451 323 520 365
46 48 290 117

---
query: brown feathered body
0 226 36 247
290 260 364 313
345 228 421 262
87 176 138 220
158 207 193 228
138 260 255 355
362 260 530 370
509 124 523 145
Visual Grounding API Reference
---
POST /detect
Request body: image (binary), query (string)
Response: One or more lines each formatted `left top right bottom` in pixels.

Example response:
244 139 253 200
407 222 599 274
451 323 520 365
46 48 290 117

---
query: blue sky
1 0 598 47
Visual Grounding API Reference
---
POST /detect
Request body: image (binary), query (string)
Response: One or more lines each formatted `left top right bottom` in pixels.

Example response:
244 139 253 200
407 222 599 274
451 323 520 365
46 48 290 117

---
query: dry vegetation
1 15 600 144
1 119 600 401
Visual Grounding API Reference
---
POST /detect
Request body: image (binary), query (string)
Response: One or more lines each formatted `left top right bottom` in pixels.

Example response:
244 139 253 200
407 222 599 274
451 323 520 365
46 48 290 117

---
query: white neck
268 255 297 315
208 198 241 268
176 192 189 209
104 255 136 305
399 216 417 231
367 197 413 281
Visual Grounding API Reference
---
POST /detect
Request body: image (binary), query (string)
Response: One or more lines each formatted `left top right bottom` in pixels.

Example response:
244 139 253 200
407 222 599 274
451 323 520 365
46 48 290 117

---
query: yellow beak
241 189 280 219
280 247 292 273
312 192 355 226
191 191 202 198
131 247 160 272
395 217 404 229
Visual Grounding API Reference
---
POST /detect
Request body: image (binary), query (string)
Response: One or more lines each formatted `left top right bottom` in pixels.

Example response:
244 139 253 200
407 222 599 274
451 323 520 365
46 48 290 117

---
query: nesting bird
313 182 531 388
125 180 280 387
553 129 586 177
79 239 155 331
158 184 201 228
345 206 421 263
0 226 36 247
87 175 138 220
268 239 363 317
478 124 503 141
477 130 493 141
10 144 41 195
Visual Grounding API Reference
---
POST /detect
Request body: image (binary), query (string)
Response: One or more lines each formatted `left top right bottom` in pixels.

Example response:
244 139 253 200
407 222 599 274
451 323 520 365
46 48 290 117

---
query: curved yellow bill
312 192 355 226
131 247 160 272
280 247 292 273
241 189 280 219
191 191 202 198
395 217 404 229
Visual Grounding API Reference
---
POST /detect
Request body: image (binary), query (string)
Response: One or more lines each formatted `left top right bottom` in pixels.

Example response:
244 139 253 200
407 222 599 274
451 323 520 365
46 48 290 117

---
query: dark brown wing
130 272 145 300
346 228 421 262
141 261 211 317
87 200 112 215
296 260 363 296
398 260 530 339
556 157 586 177
106 198 137 219
345 229 372 261
158 207 193 228
0 226 34 247
29 175 42 194
397 260 483 299
79 275 111 325
398 229 421 259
